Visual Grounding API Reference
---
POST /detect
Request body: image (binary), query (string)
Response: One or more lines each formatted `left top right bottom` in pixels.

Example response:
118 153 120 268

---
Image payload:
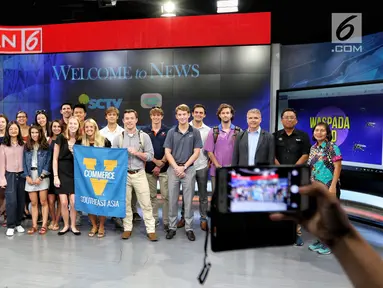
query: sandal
97 229 105 238
28 227 38 235
39 227 47 235
88 227 98 237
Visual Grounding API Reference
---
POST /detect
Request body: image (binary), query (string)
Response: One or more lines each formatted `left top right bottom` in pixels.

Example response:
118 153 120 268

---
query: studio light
161 1 176 17
217 0 238 13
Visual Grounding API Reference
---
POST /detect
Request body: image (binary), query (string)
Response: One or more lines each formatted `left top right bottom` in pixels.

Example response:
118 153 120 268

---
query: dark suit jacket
232 129 275 166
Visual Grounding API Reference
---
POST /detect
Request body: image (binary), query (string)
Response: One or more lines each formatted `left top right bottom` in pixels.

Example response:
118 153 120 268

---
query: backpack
118 130 145 151
213 125 241 144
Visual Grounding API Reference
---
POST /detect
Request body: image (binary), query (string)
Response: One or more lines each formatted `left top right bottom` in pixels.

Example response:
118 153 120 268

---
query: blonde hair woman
82 119 111 238
52 116 82 236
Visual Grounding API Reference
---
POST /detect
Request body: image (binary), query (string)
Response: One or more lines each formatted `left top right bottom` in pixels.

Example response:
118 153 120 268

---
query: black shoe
58 228 69 236
71 229 81 236
186 230 195 241
133 213 142 221
112 217 124 230
164 224 170 233
166 230 176 239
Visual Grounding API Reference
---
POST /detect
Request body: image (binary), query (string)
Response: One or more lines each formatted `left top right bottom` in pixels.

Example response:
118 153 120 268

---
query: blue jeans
5 171 26 229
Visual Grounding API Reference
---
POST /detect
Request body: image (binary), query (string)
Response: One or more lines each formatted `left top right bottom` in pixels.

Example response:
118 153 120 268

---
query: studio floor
0 205 382 288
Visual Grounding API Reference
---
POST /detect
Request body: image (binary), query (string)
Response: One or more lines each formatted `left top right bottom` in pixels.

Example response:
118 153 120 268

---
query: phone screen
226 166 308 213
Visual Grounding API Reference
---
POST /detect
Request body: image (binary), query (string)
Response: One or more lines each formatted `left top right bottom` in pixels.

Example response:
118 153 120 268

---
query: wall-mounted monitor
276 80 383 201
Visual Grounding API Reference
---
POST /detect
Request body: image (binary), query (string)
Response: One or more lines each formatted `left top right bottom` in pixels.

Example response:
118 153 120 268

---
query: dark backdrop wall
0 46 271 130
280 32 383 89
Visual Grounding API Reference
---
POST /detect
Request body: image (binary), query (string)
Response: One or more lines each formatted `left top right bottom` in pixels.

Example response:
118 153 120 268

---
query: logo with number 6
0 28 42 54
331 13 362 44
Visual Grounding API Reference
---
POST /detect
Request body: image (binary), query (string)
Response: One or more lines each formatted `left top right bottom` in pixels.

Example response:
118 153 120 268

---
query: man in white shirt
99 107 141 226
177 104 211 231
99 107 125 143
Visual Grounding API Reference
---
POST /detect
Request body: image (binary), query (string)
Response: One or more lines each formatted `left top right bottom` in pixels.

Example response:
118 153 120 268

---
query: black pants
5 172 26 229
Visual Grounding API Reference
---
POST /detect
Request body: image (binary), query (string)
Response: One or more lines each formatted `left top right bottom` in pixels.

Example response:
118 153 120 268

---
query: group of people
0 102 342 252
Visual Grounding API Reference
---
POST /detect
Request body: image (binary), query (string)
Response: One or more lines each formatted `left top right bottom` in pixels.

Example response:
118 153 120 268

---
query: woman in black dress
52 116 82 235
82 119 111 238
47 120 63 231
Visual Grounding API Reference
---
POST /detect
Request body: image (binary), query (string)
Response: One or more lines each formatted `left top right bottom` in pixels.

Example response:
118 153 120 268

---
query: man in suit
232 109 274 166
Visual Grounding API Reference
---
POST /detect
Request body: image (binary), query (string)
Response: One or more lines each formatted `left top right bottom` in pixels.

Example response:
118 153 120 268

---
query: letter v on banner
83 158 118 196
74 145 128 218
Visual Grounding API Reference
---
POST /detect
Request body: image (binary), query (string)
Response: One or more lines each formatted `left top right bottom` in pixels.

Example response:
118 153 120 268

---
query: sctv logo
83 158 118 196
78 94 122 110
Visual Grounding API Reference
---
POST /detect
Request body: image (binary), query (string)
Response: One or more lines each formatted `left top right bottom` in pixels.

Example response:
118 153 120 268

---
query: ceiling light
161 1 176 17
217 6 238 13
217 0 238 13
217 0 238 7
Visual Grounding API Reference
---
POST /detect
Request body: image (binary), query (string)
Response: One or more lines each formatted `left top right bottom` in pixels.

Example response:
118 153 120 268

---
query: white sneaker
15 225 25 233
6 228 15 237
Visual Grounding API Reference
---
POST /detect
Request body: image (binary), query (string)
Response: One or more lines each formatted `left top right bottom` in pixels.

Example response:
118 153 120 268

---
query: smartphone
216 165 312 214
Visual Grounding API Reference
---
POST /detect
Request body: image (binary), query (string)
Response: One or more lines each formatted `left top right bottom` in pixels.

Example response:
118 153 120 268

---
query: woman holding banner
53 116 82 236
82 118 111 238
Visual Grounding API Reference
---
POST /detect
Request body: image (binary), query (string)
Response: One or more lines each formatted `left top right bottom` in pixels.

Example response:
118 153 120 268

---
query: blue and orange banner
74 145 128 218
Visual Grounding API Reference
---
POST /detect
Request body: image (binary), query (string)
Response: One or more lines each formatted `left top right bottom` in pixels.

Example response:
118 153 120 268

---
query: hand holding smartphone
210 164 316 252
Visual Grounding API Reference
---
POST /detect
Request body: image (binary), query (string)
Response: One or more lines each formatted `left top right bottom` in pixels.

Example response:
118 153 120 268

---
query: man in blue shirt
142 107 170 232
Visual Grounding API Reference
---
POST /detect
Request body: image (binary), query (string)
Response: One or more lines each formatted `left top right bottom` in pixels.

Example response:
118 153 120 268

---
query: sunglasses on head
35 109 46 115
151 106 162 110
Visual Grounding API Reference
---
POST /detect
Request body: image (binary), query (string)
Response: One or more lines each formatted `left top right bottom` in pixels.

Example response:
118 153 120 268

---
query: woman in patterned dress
307 122 342 255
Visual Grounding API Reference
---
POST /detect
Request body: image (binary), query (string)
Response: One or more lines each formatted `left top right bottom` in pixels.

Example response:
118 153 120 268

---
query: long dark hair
3 121 24 146
48 119 63 138
312 122 332 142
25 125 49 151
35 110 51 137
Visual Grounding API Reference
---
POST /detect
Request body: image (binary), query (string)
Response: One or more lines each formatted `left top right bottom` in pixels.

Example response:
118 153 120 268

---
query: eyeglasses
35 109 46 115
16 111 27 118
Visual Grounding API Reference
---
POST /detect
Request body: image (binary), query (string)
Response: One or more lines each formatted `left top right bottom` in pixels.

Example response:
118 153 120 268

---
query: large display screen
0 46 271 130
277 81 383 174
